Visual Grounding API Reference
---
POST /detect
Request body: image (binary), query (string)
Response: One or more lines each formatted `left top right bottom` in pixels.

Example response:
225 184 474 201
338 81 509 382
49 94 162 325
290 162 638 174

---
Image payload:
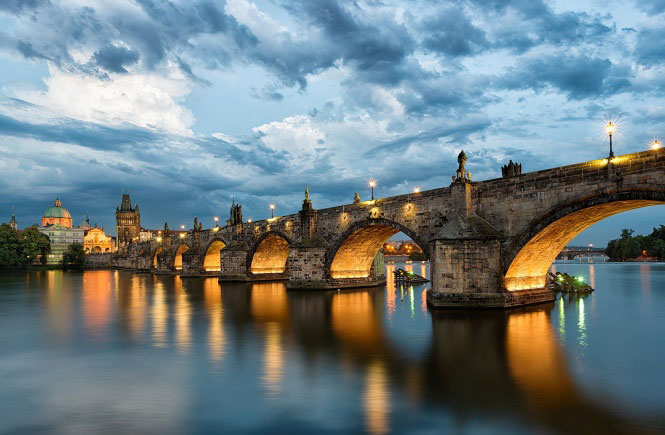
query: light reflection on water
0 263 664 434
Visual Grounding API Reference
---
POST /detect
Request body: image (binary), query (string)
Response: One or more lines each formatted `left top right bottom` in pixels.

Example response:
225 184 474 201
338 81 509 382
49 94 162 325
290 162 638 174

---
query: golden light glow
180 225 185 229
179 233 185 239
214 216 219 222
413 186 420 193
605 121 615 135
250 234 289 274
212 227 219 232
173 244 189 270
248 219 252 223
369 179 376 188
651 139 661 150
270 203 275 210
155 236 162 242
203 240 226 271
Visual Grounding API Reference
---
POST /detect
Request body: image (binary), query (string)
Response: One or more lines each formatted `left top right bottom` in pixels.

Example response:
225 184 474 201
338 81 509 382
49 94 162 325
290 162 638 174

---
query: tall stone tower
116 193 140 249
10 205 17 231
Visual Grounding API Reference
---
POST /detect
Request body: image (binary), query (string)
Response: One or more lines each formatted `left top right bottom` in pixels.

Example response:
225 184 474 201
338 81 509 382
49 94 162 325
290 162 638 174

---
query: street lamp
605 121 616 159
214 216 219 226
270 203 275 218
369 179 376 200
180 224 185 230
651 139 661 150
414 186 420 193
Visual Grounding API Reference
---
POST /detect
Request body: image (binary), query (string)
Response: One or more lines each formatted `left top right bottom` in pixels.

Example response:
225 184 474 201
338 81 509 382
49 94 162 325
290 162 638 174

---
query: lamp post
605 122 615 159
270 203 275 218
369 179 376 200
180 225 185 230
214 216 219 227
414 186 420 193
652 139 661 150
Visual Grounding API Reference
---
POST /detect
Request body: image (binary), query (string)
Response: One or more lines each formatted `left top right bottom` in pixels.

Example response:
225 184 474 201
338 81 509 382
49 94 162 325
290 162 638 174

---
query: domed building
41 198 73 228
38 198 84 264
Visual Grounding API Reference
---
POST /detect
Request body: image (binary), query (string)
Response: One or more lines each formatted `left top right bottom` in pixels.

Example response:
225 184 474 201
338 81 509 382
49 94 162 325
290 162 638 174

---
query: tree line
605 225 665 261
0 223 85 269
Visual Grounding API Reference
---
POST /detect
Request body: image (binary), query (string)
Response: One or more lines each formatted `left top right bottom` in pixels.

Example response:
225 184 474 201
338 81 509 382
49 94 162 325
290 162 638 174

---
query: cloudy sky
1 0 664 245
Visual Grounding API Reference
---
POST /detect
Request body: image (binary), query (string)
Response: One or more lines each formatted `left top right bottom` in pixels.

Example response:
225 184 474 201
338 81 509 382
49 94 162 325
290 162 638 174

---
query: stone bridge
114 148 665 308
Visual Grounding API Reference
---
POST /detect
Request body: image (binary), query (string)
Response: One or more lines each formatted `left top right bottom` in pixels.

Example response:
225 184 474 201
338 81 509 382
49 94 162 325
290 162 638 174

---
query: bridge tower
116 193 140 249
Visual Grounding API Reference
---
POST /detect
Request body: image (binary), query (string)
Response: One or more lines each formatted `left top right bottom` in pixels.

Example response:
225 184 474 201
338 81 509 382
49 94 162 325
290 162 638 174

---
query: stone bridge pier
119 149 665 308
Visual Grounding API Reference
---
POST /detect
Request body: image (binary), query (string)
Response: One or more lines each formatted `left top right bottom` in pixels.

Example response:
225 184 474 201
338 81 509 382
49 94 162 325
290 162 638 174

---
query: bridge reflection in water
24 270 665 434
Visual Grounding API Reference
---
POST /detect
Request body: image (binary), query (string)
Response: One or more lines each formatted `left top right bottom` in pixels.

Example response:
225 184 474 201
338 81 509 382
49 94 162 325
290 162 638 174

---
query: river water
1 262 664 434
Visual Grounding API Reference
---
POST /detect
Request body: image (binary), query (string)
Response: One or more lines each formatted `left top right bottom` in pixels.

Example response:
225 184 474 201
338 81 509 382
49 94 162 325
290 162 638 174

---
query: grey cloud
634 27 665 66
635 0 665 15
0 0 49 14
421 8 488 57
498 54 630 99
93 45 140 73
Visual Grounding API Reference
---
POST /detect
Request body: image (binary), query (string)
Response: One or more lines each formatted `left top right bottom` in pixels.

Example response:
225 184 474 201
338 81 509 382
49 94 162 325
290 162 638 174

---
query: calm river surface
1 262 665 434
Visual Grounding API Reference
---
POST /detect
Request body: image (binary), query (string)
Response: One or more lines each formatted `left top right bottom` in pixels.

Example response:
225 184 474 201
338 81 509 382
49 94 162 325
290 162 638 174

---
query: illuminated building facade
84 227 115 253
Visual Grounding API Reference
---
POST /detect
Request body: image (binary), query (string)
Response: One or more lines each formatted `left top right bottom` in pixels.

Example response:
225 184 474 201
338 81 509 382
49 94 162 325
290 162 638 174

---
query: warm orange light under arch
250 234 289 274
505 200 664 290
153 247 162 268
330 225 399 279
173 244 189 271
203 240 226 271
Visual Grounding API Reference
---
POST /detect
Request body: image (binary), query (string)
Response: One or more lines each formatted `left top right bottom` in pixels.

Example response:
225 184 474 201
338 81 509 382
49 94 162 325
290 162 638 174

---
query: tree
62 243 85 269
0 223 20 268
19 225 51 266
620 228 634 240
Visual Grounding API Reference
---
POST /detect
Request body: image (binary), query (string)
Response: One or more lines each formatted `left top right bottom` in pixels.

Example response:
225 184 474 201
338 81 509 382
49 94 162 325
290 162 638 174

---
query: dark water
1 262 664 434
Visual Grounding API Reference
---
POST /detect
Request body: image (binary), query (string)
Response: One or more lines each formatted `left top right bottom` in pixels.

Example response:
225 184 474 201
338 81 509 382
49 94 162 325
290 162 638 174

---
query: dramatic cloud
0 0 663 244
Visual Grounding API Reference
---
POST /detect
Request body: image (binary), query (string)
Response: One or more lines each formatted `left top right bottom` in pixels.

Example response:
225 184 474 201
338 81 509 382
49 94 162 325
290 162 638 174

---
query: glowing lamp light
270 203 275 218
179 233 185 239
180 225 185 230
605 121 615 135
576 276 584 282
214 216 219 222
414 186 420 193
651 139 661 150
247 219 252 223
369 179 376 188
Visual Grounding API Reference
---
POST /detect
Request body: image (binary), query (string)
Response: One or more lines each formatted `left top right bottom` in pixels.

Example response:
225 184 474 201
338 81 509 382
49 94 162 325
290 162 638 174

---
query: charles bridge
114 148 665 308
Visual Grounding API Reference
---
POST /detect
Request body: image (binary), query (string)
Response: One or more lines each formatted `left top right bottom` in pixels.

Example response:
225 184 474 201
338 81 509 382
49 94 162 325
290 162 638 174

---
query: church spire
10 205 17 230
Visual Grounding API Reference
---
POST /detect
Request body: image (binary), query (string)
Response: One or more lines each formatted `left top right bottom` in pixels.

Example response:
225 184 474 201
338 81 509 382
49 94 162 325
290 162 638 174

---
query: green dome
43 198 71 219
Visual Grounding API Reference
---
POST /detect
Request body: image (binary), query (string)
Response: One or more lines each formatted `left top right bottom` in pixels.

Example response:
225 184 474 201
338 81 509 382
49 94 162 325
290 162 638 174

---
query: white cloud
15 63 195 135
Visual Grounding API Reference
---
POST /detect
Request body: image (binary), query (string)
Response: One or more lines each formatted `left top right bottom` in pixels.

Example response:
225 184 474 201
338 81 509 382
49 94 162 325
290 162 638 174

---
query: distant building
41 198 73 228
38 198 84 264
84 227 115 253
116 193 141 249
77 213 93 231
10 205 17 230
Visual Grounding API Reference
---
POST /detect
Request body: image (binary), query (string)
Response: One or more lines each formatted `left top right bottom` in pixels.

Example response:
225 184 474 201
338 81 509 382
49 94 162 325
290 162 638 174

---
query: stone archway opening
330 224 427 279
505 199 665 291
153 247 162 268
250 234 289 274
204 240 226 272
93 246 102 253
173 244 189 271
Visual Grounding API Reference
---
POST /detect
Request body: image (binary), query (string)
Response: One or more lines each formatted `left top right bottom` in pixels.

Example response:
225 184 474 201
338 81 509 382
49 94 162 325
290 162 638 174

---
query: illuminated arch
249 232 291 275
203 239 227 272
504 190 665 291
327 218 429 279
152 246 162 268
173 244 189 271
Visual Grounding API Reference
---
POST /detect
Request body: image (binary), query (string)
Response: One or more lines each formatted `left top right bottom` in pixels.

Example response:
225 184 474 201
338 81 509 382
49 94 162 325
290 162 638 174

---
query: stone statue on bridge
454 150 472 183
353 192 360 204
227 197 243 226
502 160 522 178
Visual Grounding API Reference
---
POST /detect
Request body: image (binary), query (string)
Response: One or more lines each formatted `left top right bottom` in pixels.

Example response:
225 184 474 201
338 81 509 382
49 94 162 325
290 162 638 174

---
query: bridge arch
203 238 227 272
173 243 190 271
248 231 292 275
326 218 429 279
151 246 162 268
504 190 665 291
